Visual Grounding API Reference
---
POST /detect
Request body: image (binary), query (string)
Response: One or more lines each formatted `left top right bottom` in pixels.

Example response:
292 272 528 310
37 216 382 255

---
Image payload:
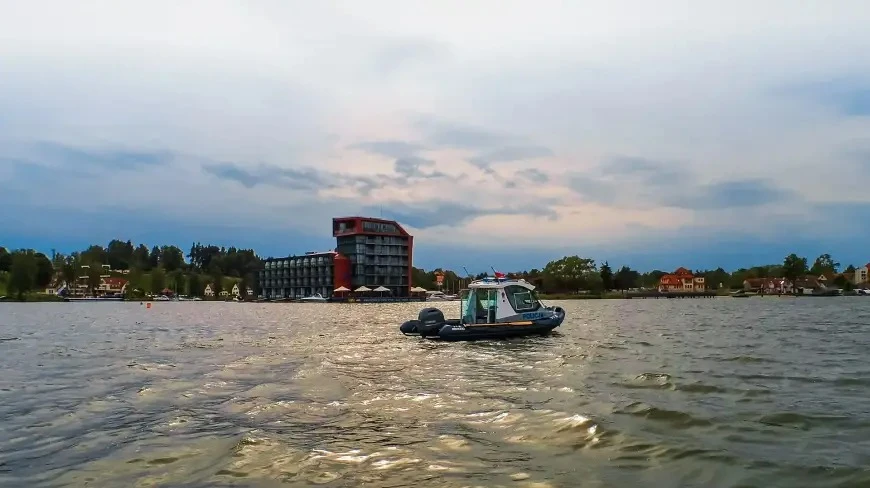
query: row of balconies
360 269 407 277
264 259 332 269
261 270 332 278
262 279 332 287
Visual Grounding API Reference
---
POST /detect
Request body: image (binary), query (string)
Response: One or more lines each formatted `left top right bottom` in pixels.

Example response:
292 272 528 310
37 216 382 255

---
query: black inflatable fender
400 320 420 335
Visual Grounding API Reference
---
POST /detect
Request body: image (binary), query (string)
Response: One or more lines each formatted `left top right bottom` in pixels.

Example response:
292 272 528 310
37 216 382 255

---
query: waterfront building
258 217 413 299
855 263 870 285
259 250 347 299
658 267 705 293
332 217 412 297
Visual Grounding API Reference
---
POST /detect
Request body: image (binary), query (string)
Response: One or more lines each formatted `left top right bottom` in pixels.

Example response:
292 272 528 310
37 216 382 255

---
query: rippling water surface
2 298 870 487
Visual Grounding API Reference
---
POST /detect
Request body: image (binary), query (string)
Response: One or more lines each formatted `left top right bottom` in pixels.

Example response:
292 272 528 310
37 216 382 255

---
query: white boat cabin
459 277 545 324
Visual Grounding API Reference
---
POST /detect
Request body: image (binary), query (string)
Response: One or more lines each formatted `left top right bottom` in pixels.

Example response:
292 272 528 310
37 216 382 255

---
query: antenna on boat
462 266 473 279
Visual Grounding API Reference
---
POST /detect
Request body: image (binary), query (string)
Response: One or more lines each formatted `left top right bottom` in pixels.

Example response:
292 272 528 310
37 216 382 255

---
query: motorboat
425 291 459 301
299 293 328 303
400 276 565 341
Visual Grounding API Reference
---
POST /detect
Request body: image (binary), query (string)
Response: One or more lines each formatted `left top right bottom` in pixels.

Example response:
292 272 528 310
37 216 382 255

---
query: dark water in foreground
2 299 870 487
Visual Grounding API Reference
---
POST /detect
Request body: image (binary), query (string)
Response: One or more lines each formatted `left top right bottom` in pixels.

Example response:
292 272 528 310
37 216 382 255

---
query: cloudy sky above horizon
2 0 870 272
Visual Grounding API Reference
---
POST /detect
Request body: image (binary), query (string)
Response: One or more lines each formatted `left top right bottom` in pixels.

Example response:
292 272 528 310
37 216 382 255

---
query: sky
2 0 870 273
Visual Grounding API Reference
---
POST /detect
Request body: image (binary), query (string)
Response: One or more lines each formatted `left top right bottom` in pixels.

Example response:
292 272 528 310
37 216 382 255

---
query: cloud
3 1 870 272
680 178 795 210
518 168 549 184
393 157 445 179
413 116 508 150
347 140 426 159
202 162 336 191
568 156 795 212
370 200 559 229
2 142 172 173
468 145 554 169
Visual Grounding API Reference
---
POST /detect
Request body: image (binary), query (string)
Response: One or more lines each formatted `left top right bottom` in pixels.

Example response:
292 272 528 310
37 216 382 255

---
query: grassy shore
0 293 66 302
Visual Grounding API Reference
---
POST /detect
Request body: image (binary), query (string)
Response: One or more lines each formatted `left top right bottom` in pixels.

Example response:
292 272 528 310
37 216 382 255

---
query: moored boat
299 293 328 303
399 276 565 341
425 290 459 301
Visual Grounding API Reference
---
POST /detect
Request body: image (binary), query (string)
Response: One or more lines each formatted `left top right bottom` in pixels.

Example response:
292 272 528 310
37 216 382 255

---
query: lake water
1 298 870 487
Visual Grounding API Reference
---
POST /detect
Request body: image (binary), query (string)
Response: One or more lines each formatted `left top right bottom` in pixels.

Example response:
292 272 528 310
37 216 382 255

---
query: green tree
148 246 161 270
161 246 185 272
782 253 808 290
211 273 224 297
239 276 249 298
60 256 77 291
542 255 597 293
833 274 853 291
208 262 224 297
729 268 750 289
599 261 613 291
188 273 202 297
0 247 12 272
170 270 186 294
245 272 261 297
132 244 150 270
34 252 54 288
845 264 857 273
86 264 102 296
810 253 839 275
128 267 145 293
81 245 107 265
614 266 640 291
411 267 436 290
640 270 666 288
151 267 166 295
699 267 731 290
106 239 135 270
8 251 37 300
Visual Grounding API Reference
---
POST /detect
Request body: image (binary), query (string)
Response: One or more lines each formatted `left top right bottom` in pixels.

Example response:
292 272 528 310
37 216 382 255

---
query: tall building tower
332 217 413 297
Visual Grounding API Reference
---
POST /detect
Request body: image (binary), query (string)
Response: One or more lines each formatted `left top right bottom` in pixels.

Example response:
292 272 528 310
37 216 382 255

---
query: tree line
410 252 863 294
1 241 863 301
0 240 262 300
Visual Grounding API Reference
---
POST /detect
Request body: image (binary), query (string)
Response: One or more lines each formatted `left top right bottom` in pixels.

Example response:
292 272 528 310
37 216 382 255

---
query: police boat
399 276 566 341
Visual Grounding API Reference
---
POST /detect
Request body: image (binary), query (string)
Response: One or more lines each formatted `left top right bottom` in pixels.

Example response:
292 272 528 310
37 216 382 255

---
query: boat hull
400 307 565 341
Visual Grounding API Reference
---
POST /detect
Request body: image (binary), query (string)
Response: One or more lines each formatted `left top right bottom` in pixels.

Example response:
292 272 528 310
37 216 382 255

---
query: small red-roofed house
659 267 705 292
99 277 128 296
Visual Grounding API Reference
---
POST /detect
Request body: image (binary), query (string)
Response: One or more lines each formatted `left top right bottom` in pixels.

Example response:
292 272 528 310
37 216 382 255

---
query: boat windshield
503 285 541 313
460 288 499 324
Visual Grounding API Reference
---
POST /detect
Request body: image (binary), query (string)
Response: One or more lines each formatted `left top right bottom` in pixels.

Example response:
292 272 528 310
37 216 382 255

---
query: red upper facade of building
332 216 410 237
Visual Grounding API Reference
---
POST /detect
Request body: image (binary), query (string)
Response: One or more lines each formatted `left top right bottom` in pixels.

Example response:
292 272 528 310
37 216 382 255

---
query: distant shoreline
538 291 863 300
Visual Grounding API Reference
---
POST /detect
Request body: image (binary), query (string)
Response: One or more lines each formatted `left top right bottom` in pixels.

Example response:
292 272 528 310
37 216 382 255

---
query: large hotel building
258 217 413 299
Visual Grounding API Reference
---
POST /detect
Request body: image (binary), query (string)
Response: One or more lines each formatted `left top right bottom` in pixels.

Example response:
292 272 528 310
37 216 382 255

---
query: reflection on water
2 299 870 487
